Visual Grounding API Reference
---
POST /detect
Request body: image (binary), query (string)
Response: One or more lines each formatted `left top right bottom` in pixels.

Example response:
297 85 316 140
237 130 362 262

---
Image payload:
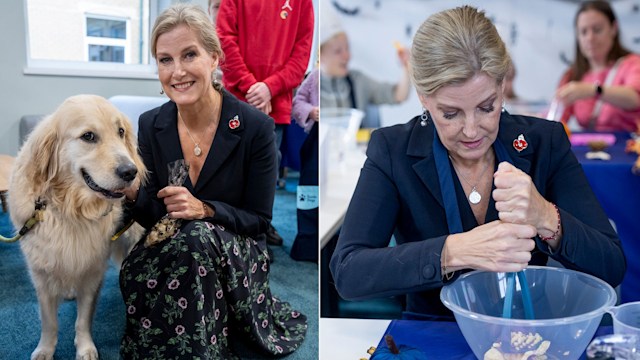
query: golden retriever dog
8 94 146 360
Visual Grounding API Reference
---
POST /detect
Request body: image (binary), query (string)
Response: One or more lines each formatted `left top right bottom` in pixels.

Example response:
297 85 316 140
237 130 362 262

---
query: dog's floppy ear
22 115 60 193
122 116 147 184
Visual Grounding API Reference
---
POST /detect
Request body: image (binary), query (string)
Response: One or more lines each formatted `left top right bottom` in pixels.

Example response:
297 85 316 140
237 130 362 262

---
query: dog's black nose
116 163 138 182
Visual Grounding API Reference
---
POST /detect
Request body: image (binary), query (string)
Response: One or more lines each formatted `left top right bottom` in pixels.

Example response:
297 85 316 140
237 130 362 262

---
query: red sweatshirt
217 0 315 125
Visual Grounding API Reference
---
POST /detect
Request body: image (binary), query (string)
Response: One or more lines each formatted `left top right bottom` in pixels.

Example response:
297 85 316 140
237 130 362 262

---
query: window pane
89 45 125 63
87 18 126 39
27 0 153 66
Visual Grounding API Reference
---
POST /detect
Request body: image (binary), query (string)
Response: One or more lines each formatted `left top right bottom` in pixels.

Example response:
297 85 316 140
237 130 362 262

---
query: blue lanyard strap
432 130 463 234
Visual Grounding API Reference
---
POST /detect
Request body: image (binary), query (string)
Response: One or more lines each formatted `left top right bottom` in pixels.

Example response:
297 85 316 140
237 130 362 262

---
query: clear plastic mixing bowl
441 266 617 360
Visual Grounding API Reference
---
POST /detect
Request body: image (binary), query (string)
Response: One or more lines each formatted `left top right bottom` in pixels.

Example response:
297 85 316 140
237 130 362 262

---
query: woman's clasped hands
446 162 559 274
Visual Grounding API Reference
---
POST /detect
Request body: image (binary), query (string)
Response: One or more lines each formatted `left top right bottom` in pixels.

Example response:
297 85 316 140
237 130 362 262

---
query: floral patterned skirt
119 220 307 359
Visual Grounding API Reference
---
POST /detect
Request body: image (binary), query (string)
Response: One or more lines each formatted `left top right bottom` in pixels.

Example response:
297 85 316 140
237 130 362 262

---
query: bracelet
441 243 454 281
539 204 561 242
201 201 213 218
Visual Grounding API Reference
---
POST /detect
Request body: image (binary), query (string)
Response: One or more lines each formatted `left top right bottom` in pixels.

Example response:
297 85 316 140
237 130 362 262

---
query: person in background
292 67 320 134
504 61 518 101
290 66 319 262
319 0 411 128
207 0 221 25
120 4 307 357
556 0 640 132
330 5 625 320
217 0 314 245
207 0 223 84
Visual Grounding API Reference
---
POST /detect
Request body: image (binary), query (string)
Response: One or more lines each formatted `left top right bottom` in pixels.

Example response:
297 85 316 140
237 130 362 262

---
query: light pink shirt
562 54 640 132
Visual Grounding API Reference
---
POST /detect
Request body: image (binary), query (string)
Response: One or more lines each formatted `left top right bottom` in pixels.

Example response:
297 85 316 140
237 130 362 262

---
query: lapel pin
229 115 240 130
513 134 528 152
280 0 292 19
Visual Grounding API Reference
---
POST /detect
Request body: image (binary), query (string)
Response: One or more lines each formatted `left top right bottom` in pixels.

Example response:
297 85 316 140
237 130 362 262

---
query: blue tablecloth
374 320 613 359
572 133 640 303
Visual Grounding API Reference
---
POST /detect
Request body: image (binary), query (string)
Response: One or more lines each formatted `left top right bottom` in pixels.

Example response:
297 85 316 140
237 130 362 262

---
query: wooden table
0 155 15 212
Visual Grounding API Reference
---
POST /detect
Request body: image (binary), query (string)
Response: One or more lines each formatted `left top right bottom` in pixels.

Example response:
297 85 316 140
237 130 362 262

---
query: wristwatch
595 83 603 98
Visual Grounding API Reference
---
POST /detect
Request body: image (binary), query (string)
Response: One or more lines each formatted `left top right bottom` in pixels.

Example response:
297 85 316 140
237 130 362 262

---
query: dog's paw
76 336 98 360
31 347 54 360
76 346 99 360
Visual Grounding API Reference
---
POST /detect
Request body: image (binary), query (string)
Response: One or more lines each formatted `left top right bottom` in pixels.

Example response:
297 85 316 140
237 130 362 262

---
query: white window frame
84 14 129 64
23 0 162 79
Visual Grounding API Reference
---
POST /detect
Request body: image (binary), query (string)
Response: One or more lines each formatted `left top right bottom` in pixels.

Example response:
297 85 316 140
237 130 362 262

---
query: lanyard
432 127 514 234
589 56 625 130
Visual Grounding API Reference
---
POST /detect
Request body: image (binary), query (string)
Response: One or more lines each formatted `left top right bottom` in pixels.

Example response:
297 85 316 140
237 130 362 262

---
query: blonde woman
120 4 306 358
330 5 625 320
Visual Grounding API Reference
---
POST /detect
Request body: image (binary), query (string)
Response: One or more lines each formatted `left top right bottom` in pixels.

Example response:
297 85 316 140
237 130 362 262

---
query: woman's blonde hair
150 3 223 63
410 6 510 96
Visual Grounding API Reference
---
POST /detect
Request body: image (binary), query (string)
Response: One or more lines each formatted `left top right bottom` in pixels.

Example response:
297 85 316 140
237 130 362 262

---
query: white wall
330 0 640 126
0 0 161 156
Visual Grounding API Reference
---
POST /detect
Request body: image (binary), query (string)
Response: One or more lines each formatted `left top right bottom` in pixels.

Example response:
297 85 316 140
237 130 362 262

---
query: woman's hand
310 106 319 122
397 46 410 69
493 162 550 227
157 186 208 220
246 82 272 109
394 47 411 102
556 80 595 105
493 162 560 249
558 81 640 110
444 220 537 273
256 101 272 115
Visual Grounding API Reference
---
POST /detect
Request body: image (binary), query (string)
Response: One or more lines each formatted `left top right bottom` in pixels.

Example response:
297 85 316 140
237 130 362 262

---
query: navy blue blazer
130 89 277 238
330 112 626 318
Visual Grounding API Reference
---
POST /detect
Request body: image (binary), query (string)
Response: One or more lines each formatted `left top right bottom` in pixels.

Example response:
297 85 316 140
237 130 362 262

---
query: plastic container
612 302 640 339
321 108 364 149
441 266 617 360
586 334 639 359
546 98 565 121
320 107 364 175
586 302 640 359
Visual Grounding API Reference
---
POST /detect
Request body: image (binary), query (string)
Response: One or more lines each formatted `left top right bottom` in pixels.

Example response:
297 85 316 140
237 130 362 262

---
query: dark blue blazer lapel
193 90 242 193
496 111 533 175
407 120 444 210
153 102 190 188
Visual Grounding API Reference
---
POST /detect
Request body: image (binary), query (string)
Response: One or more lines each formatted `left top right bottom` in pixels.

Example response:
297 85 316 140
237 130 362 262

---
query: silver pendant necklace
449 155 491 205
179 113 213 157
